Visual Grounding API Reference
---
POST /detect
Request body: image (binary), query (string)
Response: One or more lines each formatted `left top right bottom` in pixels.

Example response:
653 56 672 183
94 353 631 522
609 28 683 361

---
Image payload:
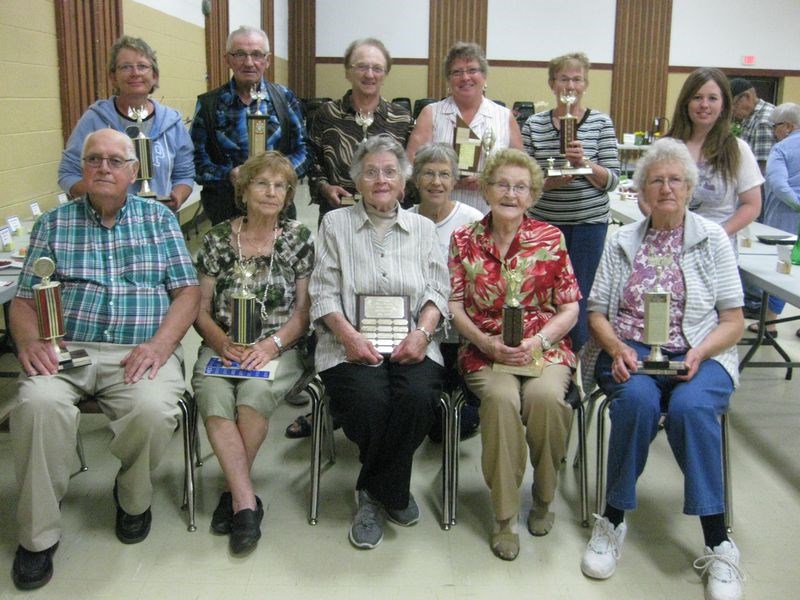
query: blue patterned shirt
16 195 198 344
190 77 309 184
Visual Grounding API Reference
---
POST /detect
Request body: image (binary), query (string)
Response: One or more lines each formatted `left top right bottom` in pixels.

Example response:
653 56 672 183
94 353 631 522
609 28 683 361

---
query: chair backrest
492 99 506 107
413 98 438 121
304 97 333 129
392 97 412 113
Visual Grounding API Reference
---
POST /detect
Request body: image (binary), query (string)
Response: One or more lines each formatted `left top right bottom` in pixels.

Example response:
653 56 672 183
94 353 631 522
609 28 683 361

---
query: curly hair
234 151 297 218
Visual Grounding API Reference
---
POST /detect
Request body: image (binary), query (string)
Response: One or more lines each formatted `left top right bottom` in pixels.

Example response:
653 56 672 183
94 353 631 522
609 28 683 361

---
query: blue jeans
596 340 733 515
554 222 608 352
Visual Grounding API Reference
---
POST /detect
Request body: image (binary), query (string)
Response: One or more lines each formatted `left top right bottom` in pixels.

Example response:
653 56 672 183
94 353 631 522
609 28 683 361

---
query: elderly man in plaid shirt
730 77 776 175
5 129 199 590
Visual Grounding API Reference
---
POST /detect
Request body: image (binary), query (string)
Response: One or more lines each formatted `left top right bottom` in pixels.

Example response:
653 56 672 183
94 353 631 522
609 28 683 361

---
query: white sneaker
693 539 744 600
580 514 627 579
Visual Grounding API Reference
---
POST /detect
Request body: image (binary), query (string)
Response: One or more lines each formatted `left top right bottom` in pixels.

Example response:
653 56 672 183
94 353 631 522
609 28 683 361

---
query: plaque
454 116 482 176
356 294 411 355
636 258 687 375
32 257 92 370
128 106 157 198
247 84 269 158
546 90 592 177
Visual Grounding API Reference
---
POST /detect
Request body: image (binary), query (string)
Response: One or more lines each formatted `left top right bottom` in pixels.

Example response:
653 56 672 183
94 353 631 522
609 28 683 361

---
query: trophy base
547 166 593 177
636 360 688 376
492 357 544 378
58 348 92 371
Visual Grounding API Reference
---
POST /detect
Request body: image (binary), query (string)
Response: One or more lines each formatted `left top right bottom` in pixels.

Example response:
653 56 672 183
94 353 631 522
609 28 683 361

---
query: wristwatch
535 332 552 351
418 326 433 344
271 335 284 355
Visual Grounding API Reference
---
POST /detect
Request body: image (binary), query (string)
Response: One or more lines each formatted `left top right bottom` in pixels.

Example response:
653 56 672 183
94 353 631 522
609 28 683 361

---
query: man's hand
120 340 172 384
320 183 352 208
17 338 62 377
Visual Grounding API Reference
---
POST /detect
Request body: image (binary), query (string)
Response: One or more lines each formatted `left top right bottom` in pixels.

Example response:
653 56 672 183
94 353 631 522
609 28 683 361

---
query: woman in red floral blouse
449 148 581 561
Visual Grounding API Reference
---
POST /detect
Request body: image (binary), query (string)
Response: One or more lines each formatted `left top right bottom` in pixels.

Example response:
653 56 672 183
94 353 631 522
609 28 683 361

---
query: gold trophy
493 264 544 377
247 84 269 158
127 106 157 198
229 261 260 346
355 111 374 142
547 90 592 177
636 255 688 375
32 257 91 370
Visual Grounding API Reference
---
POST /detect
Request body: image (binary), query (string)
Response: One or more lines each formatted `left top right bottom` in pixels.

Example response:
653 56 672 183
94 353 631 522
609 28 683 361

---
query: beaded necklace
234 218 280 322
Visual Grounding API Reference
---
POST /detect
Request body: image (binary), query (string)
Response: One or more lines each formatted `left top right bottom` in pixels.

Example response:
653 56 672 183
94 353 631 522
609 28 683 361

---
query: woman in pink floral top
449 148 581 560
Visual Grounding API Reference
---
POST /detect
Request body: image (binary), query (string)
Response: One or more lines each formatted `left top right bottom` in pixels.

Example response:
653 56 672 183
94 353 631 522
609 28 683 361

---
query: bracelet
417 326 433 344
535 332 552 351
271 335 284 355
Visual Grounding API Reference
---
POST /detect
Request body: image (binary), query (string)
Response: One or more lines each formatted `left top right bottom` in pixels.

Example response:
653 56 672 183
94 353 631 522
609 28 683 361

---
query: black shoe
113 482 152 544
229 496 263 555
211 491 233 534
12 543 58 590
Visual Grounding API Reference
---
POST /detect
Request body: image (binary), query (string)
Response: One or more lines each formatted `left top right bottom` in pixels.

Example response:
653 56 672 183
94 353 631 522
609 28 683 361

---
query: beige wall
274 56 289 87
0 0 61 222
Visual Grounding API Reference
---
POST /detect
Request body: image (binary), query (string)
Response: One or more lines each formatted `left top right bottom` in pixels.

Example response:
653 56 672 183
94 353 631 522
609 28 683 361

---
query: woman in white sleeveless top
407 42 522 214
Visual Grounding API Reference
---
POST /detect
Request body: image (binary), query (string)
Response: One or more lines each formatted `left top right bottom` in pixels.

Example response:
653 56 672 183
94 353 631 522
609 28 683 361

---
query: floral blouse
449 214 581 374
195 218 315 348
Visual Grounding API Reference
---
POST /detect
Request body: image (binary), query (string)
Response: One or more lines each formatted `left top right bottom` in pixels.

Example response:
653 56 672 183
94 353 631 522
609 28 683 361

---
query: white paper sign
7 216 22 234
0 227 13 250
30 202 42 217
57 193 68 205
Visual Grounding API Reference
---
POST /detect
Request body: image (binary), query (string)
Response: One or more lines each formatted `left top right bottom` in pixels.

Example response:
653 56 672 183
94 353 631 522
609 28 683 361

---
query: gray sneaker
349 490 384 549
386 493 420 526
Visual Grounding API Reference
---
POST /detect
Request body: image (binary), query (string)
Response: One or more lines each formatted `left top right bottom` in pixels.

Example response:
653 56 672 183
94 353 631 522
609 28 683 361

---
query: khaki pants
6 342 183 551
465 364 572 521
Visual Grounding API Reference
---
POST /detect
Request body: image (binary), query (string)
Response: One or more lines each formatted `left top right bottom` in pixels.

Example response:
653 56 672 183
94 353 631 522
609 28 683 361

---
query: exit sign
742 55 756 65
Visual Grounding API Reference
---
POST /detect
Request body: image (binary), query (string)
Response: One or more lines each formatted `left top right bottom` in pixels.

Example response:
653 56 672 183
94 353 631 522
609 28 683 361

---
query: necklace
234 218 280 322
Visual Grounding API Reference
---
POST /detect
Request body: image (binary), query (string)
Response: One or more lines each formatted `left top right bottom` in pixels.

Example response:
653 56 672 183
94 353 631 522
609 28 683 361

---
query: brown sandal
747 322 778 336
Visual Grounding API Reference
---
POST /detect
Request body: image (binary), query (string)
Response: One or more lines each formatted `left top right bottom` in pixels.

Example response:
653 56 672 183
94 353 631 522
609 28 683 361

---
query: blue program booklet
204 356 278 380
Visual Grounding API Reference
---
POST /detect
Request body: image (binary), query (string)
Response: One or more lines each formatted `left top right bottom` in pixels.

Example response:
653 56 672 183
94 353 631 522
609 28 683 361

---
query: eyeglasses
646 176 686 189
555 76 586 85
228 51 268 62
449 67 482 78
115 63 153 74
420 170 452 182
491 182 530 195
772 121 787 130
362 167 400 181
350 63 386 75
83 155 136 170
250 180 289 193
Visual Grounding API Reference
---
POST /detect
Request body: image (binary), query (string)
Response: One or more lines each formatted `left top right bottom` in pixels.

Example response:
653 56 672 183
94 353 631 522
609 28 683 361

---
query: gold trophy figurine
32 257 92 370
247 84 269 158
229 261 260 346
493 263 543 377
547 90 592 177
127 106 157 198
481 127 497 160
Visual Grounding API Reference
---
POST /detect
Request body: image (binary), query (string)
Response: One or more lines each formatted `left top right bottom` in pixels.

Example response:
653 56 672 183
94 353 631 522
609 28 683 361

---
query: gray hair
81 129 137 161
108 35 159 94
349 134 411 184
344 38 392 73
412 143 458 183
227 26 270 54
633 137 698 193
770 103 800 126
444 42 488 77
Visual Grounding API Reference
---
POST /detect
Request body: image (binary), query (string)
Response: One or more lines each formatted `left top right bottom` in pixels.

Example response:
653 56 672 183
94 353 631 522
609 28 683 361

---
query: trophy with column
247 84 269 158
636 255 688 375
546 90 592 177
493 263 543 376
32 257 91 369
127 106 157 198
229 261 260 346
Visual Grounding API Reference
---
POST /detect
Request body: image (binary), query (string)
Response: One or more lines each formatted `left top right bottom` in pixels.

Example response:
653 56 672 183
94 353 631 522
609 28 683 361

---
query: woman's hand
564 140 587 167
342 330 383 365
610 344 639 383
676 347 704 382
482 334 535 366
236 338 279 370
390 329 428 364
219 338 247 366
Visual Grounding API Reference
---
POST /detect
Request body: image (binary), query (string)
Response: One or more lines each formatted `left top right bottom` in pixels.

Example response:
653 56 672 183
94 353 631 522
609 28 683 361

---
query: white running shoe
580 514 628 579
693 539 744 600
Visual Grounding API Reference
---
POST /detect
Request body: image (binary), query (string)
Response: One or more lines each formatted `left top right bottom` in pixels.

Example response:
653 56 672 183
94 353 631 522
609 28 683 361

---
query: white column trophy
32 257 91 369
636 256 688 375
229 261 260 346
247 84 269 158
128 106 157 198
546 90 592 177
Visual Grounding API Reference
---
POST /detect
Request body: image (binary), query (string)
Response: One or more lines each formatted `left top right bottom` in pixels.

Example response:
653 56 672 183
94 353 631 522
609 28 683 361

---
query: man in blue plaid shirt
6 129 199 590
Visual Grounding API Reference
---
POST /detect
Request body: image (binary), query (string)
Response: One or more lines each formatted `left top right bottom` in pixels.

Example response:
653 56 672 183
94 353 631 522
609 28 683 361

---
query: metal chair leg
178 395 196 532
76 430 89 472
595 395 612 516
722 412 733 532
576 400 589 527
439 391 452 530
307 377 330 525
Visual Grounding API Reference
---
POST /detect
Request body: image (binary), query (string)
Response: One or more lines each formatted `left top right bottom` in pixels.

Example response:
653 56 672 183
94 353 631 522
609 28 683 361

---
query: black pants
320 358 442 509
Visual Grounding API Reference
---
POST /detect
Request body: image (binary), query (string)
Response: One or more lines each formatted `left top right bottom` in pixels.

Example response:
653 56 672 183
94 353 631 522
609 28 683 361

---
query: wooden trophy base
58 348 92 371
635 359 688 376
547 165 593 177
492 356 544 377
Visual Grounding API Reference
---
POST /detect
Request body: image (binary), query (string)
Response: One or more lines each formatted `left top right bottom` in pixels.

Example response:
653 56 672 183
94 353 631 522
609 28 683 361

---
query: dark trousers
200 182 238 226
320 358 443 509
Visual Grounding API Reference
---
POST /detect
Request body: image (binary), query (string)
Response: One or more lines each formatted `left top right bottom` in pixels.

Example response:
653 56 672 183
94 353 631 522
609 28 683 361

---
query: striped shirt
522 109 620 224
307 91 412 212
580 211 743 391
309 200 451 372
16 196 198 345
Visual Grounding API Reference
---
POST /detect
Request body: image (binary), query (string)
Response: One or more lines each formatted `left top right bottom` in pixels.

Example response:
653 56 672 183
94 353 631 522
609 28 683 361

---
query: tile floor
0 187 798 598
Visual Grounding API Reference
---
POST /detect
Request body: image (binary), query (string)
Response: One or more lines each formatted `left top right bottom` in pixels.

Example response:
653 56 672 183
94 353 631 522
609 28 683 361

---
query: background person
58 35 194 211
407 42 523 214
449 148 580 561
309 135 449 550
191 151 314 555
729 77 775 175
580 138 744 600
521 52 620 352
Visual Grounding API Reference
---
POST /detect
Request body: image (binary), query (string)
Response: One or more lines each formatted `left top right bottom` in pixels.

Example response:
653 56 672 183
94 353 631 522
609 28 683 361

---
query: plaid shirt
16 196 198 345
739 98 776 164
190 77 309 184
